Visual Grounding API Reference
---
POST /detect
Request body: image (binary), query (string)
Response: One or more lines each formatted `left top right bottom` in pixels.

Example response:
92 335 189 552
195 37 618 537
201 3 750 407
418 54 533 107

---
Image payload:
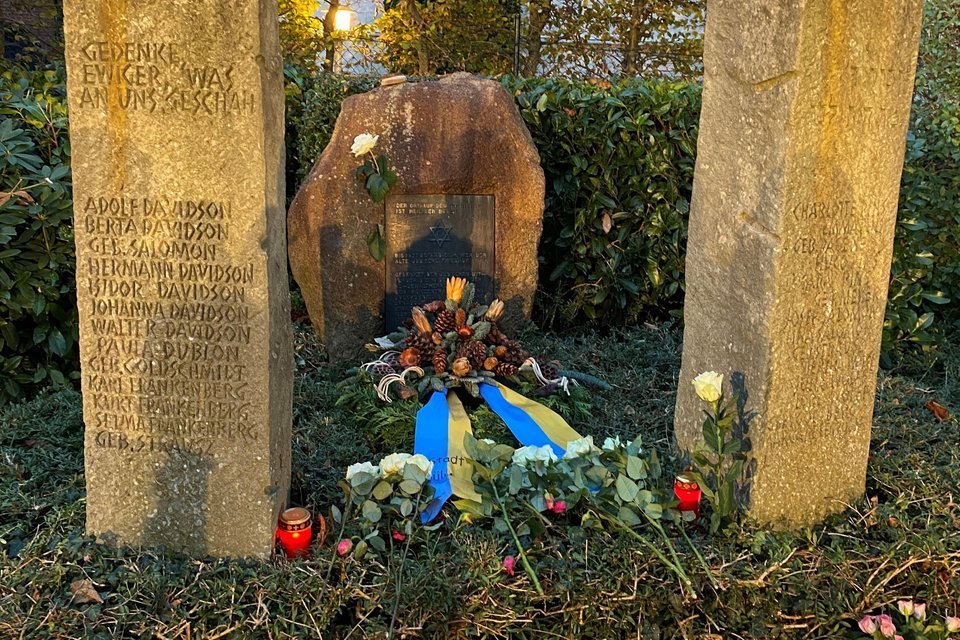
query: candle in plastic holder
277 507 313 558
673 473 702 519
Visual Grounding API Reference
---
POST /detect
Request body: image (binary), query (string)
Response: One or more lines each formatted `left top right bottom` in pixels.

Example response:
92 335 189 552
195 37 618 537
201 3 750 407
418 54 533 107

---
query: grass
0 324 958 639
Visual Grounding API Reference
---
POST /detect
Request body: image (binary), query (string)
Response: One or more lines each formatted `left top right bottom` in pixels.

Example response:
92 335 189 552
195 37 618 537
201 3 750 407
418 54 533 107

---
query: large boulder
287 73 545 359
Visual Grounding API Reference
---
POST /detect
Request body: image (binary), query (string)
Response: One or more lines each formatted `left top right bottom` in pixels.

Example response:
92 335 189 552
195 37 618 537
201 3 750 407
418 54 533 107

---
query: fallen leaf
602 212 613 234
0 190 34 207
315 514 328 547
70 579 103 605
924 400 951 422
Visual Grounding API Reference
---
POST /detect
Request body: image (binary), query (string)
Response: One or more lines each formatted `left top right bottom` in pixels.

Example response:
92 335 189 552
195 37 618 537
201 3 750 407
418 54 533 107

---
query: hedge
0 64 77 404
882 0 960 365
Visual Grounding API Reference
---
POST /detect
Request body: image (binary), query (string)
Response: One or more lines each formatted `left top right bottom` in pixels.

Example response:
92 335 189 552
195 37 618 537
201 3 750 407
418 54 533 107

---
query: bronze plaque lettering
385 195 495 329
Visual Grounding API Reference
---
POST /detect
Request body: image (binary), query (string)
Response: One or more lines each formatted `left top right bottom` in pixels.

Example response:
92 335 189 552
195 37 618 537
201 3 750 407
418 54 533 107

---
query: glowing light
334 7 355 32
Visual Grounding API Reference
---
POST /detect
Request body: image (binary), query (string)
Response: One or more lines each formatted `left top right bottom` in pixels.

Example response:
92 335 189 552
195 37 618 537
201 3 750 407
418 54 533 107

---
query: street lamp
333 5 357 32
319 3 358 73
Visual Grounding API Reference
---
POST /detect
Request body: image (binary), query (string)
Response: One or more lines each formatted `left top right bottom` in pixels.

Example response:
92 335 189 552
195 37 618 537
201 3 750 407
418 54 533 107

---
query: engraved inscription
766 194 898 448
73 40 256 115
78 191 259 455
384 195 496 329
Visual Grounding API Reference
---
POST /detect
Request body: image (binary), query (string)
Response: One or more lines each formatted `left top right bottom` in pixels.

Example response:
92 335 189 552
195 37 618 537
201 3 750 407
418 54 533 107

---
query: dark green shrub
883 0 960 365
505 76 700 326
286 67 378 187
0 64 77 403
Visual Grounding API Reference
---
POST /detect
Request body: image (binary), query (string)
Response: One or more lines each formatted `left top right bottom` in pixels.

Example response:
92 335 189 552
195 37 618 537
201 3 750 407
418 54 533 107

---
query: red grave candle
674 473 702 518
277 507 313 558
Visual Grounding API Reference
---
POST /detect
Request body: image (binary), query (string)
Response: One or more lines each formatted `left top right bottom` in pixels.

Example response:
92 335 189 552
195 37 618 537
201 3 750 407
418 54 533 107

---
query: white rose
406 454 434 477
351 133 379 157
511 445 539 467
692 371 724 403
563 436 597 459
602 435 622 451
534 445 559 464
379 452 411 476
513 445 558 467
346 461 380 481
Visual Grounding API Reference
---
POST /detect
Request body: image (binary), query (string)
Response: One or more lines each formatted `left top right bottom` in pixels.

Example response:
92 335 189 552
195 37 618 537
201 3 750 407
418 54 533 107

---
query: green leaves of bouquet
454 433 669 533
688 371 745 534
451 433 686 596
338 453 437 557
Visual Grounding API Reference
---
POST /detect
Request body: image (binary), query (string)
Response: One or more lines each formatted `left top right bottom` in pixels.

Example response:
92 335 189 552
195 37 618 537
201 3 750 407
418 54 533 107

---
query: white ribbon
521 357 579 396
374 366 425 402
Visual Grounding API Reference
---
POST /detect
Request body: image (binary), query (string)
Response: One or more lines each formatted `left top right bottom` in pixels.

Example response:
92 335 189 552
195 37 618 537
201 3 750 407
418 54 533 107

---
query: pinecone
435 310 456 334
458 341 488 369
537 357 559 381
432 349 448 373
455 308 467 328
503 340 530 365
486 325 508 345
406 331 434 354
495 362 518 377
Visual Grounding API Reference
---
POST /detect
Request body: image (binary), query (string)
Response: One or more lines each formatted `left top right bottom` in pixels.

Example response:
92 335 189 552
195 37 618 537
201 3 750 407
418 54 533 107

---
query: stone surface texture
675 0 924 527
64 0 292 557
287 73 545 359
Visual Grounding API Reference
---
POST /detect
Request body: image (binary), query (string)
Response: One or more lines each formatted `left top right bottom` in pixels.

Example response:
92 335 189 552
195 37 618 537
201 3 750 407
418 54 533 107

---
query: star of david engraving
428 221 453 248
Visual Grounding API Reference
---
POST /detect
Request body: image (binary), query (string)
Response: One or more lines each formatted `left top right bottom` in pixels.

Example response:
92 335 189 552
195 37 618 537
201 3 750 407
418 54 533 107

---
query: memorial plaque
384 195 496 329
64 0 292 557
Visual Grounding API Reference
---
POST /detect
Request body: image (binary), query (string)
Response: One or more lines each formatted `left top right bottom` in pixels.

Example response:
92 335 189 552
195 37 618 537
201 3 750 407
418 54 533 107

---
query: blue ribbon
414 383 582 521
414 390 451 522
479 383 566 457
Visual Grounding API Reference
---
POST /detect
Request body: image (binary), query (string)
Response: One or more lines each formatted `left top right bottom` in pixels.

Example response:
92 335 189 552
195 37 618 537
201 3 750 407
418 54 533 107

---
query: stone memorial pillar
675 0 924 527
64 0 292 556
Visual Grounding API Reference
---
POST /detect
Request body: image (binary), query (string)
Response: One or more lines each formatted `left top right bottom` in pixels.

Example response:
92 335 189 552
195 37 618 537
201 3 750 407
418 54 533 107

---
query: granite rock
287 73 545 359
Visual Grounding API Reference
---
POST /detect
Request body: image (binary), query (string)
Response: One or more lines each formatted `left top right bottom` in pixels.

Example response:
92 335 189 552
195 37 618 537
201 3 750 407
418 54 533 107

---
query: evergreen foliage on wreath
360 277 593 401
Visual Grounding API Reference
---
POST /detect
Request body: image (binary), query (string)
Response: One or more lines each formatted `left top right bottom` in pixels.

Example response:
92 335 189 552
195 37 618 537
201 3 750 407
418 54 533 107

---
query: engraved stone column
675 0 924 527
64 0 292 556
